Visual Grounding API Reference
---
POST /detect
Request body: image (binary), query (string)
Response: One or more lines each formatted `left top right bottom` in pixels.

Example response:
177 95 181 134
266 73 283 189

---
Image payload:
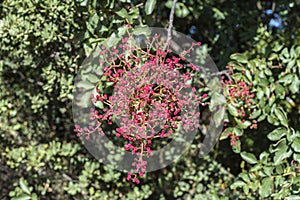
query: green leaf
115 8 129 18
275 84 285 97
291 137 300 152
79 92 92 108
293 153 300 162
241 151 257 164
230 180 246 189
249 109 261 119
289 75 300 94
264 86 270 98
275 165 283 174
257 113 266 122
219 130 229 140
258 77 269 87
132 27 151 36
268 94 276 106
273 43 284 52
106 26 127 47
268 53 278 60
227 104 238 117
105 82 114 87
235 118 251 129
212 7 225 20
93 101 104 109
86 74 99 84
267 114 279 125
264 68 272 76
274 108 288 128
287 59 296 69
238 172 250 183
273 142 292 165
88 13 99 29
245 69 252 82
232 139 241 153
259 177 273 197
263 166 274 176
213 106 225 127
279 74 293 85
210 93 226 110
256 89 264 99
267 127 287 141
250 164 262 172
31 193 38 200
145 0 156 15
83 43 93 55
77 81 95 90
220 127 233 140
230 63 244 71
12 194 31 200
259 152 270 164
175 2 190 18
20 180 30 195
281 47 289 58
230 53 248 63
233 127 243 136
286 195 300 200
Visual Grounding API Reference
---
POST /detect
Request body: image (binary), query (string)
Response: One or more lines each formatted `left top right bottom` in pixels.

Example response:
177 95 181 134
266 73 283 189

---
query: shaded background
0 0 299 199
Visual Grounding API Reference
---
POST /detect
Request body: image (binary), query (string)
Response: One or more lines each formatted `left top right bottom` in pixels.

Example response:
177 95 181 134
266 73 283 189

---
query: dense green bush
224 43 300 198
1 0 299 199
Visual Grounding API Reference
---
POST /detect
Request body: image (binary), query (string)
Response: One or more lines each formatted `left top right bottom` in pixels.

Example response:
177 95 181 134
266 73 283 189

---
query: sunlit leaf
145 0 156 15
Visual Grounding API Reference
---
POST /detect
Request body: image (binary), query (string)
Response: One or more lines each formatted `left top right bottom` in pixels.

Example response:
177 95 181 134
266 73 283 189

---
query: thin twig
163 0 177 52
272 2 276 13
135 3 144 8
209 70 232 81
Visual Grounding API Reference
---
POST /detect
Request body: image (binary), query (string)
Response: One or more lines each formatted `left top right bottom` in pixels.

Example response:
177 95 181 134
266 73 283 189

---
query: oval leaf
230 180 246 189
234 127 243 136
115 8 129 18
259 177 273 197
235 118 251 129
291 137 300 153
241 151 257 164
19 180 30 195
145 0 156 15
227 104 238 117
267 127 287 141
12 194 31 200
249 109 261 119
274 108 288 128
213 106 225 127
77 81 95 90
230 53 248 64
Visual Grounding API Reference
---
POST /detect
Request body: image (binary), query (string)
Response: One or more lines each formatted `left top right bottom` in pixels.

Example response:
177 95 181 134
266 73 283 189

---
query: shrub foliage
0 0 299 199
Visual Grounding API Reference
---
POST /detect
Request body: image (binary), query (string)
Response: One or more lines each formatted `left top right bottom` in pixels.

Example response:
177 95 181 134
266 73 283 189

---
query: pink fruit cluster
74 31 203 183
223 64 258 150
224 65 257 122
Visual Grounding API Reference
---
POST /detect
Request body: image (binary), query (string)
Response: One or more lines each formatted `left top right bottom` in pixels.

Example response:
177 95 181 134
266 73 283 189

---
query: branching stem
163 0 177 52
